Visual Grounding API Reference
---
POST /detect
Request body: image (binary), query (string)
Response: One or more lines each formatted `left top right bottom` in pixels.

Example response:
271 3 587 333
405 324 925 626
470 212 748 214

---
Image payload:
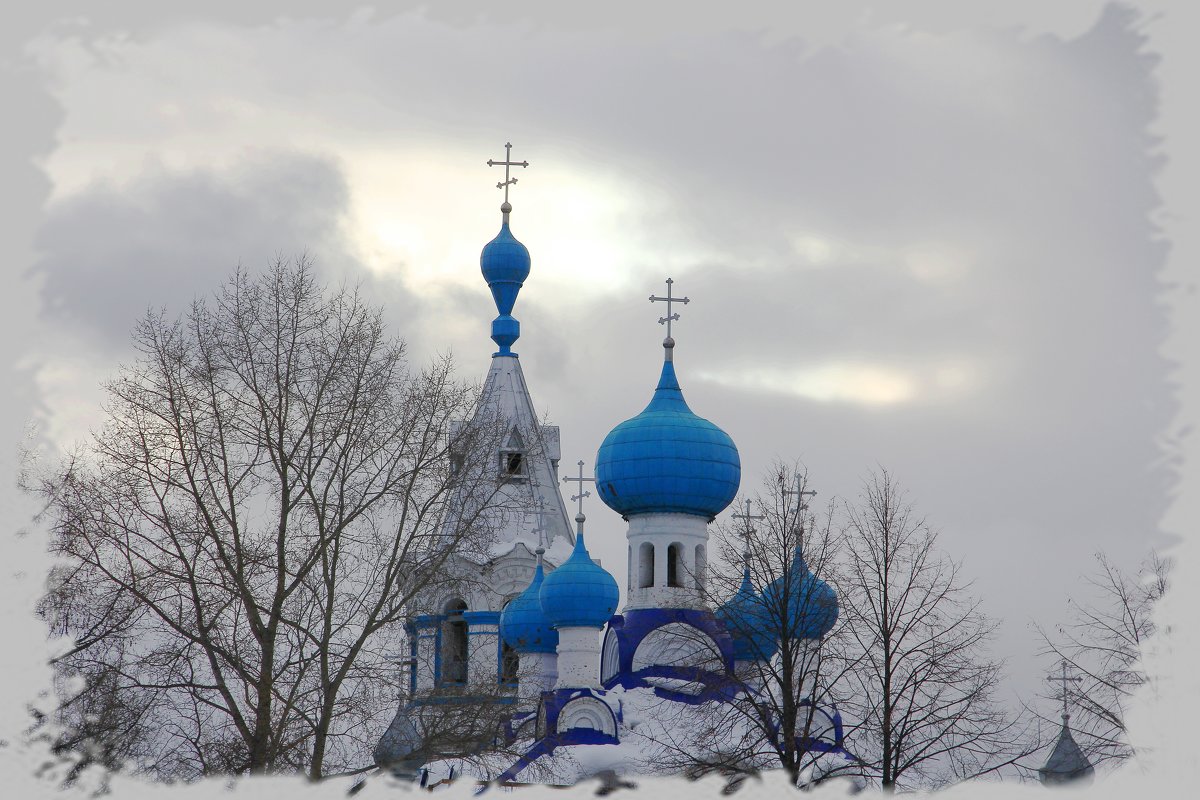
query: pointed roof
441 354 574 556
1037 716 1095 785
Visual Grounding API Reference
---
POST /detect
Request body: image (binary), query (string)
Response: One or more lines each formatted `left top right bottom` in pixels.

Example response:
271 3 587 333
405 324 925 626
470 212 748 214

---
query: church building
374 145 848 787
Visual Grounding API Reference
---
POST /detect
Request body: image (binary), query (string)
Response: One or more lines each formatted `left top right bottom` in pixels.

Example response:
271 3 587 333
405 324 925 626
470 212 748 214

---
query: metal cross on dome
781 477 818 516
731 499 765 568
562 460 595 519
1049 660 1083 720
532 496 547 551
731 498 765 539
649 277 690 341
487 142 529 205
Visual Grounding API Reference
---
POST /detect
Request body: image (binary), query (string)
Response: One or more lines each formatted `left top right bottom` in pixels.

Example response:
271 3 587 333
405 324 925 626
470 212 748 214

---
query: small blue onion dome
595 360 740 520
762 546 839 641
539 533 619 629
716 568 779 662
499 561 558 654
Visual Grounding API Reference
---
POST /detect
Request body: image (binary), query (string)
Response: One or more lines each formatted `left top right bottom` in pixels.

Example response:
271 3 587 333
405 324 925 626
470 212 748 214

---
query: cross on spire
731 498 766 567
781 477 817 516
649 277 690 345
487 142 529 208
731 498 765 538
532 496 547 554
562 460 595 526
1049 660 1083 721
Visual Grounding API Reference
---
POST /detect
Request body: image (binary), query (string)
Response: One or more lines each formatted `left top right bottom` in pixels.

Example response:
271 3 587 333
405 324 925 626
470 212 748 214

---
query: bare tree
25 258 511 781
839 469 1033 791
641 464 860 789
1037 551 1170 769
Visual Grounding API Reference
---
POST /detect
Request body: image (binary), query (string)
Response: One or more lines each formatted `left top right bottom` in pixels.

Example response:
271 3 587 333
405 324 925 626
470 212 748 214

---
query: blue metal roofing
595 360 740 520
762 546 839 641
499 562 559 654
539 532 619 629
715 567 779 662
480 222 531 354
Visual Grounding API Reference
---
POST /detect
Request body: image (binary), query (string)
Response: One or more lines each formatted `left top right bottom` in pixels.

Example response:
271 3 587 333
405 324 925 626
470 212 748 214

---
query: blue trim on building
405 621 419 697
600 608 736 692
410 694 518 708
433 623 443 685
497 728 621 784
537 687 619 740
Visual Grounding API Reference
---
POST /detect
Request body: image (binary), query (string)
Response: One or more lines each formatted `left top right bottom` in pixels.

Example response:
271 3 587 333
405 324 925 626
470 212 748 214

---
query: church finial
780 474 818 516
731 498 765 571
533 497 547 563
487 142 529 223
480 142 532 356
1049 660 1083 722
649 277 690 362
562 460 595 535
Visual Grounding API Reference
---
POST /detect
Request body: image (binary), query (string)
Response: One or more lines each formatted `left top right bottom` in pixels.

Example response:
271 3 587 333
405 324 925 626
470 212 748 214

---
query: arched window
627 545 633 590
441 599 468 685
500 642 519 685
695 544 707 593
638 542 655 589
667 543 683 587
500 597 519 685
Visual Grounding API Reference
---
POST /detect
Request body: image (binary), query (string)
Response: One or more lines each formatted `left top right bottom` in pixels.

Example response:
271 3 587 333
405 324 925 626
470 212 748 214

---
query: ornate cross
781 480 817 515
649 277 690 340
731 498 765 567
532 496 547 552
1049 660 1082 720
562 460 595 520
487 142 529 205
731 498 765 539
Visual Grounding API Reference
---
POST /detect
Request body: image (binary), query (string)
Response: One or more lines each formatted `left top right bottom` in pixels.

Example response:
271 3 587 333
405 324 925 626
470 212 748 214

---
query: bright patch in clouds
698 359 979 407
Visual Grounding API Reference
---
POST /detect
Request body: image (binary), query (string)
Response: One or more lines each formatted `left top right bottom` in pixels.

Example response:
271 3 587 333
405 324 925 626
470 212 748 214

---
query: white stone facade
516 651 558 703
554 626 602 689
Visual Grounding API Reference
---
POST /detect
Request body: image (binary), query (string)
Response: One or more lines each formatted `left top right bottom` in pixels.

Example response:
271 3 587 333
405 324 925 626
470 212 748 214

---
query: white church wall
555 626 602 689
517 651 557 703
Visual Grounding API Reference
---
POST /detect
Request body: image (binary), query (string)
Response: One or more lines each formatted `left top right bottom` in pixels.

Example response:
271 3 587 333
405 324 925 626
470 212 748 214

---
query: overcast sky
4 2 1197 794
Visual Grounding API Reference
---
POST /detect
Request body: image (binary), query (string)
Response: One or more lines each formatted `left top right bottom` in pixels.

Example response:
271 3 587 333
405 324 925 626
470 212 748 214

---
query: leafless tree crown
27 258 510 781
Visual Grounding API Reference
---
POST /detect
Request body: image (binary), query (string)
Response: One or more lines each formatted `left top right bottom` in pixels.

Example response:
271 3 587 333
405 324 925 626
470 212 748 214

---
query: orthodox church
374 146 848 787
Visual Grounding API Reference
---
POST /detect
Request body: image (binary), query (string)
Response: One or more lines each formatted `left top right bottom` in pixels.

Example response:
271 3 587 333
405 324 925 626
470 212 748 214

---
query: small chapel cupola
540 462 619 688
1038 662 1095 786
717 500 778 672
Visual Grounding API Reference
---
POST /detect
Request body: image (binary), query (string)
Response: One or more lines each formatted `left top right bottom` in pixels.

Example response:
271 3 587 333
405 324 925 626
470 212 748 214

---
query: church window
500 642 519 685
499 596 519 685
441 599 468 686
638 543 654 588
667 543 683 587
499 428 526 480
503 451 524 476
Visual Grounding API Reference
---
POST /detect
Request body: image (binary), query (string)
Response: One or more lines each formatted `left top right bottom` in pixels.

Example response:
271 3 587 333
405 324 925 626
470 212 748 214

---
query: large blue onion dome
762 546 839 641
716 567 779 662
595 358 740 520
480 220 531 355
539 532 619 629
499 560 558 654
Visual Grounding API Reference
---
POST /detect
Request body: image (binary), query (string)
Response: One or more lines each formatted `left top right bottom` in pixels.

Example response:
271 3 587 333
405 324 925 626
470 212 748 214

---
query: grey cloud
31 152 378 349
